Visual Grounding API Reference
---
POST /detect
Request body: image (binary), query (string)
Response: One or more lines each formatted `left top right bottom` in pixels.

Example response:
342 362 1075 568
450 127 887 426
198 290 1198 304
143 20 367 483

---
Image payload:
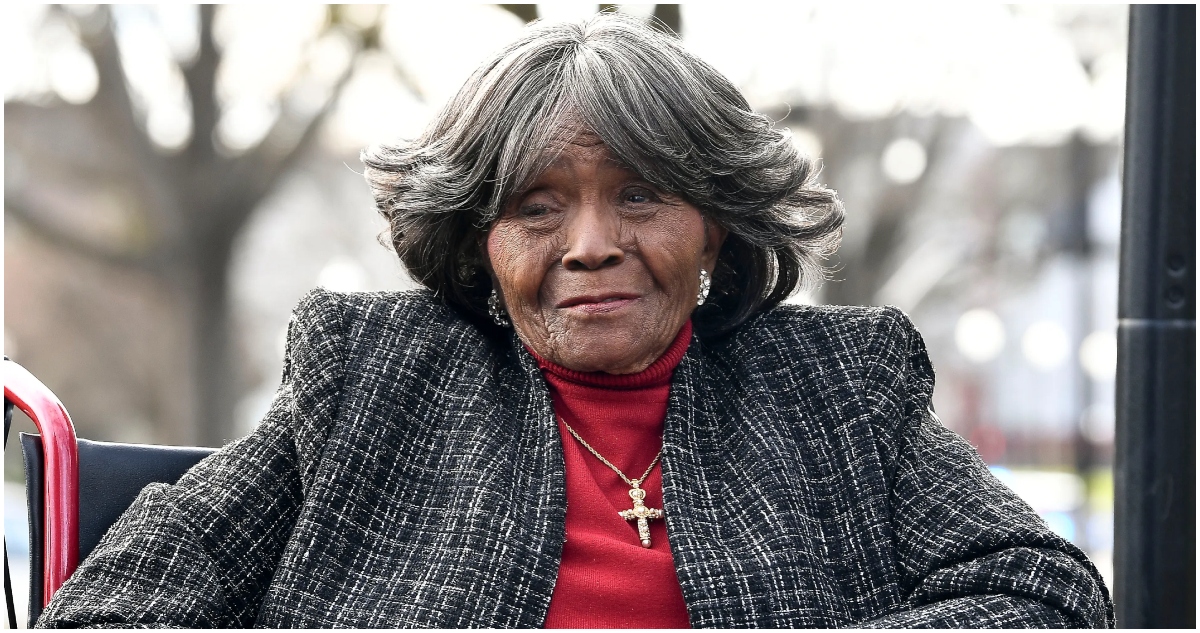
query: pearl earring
488 289 511 327
697 269 711 306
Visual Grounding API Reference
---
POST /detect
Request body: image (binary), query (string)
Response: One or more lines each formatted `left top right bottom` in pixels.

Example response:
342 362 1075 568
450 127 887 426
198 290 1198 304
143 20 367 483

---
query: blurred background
4 3 1128 622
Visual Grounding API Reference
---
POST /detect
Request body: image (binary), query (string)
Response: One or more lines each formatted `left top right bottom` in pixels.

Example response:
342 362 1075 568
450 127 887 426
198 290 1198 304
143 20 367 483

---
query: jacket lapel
489 334 569 627
407 335 567 627
661 333 852 627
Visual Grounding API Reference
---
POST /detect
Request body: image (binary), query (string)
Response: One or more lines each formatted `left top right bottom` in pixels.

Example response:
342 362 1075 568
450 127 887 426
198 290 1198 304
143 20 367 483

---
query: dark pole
1114 4 1196 628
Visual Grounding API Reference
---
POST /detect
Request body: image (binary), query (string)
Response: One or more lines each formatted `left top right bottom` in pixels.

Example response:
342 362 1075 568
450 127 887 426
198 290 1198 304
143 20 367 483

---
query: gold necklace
560 418 665 548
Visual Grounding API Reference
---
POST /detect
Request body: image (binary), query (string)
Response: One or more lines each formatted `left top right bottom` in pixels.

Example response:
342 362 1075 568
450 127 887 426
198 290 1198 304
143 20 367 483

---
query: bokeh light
1079 329 1117 381
956 308 1006 364
1022 321 1071 370
47 44 97 104
881 138 928 185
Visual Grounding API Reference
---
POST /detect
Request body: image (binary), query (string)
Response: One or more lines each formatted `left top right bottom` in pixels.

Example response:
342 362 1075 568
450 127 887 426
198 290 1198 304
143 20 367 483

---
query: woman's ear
701 218 729 271
476 230 496 279
472 231 505 309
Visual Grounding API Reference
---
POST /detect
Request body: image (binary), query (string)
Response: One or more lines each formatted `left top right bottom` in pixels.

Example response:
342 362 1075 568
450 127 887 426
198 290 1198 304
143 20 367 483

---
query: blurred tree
5 6 382 446
4 3 680 448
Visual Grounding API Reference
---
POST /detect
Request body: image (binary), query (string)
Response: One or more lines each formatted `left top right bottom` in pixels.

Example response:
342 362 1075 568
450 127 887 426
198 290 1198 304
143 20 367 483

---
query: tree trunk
181 242 239 448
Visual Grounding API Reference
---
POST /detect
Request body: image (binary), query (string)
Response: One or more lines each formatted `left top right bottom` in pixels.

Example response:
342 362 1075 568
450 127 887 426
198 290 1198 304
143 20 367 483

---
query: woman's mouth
556 294 639 313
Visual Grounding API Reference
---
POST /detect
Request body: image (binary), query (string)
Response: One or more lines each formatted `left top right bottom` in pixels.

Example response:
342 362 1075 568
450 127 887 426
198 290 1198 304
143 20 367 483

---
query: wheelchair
4 358 215 628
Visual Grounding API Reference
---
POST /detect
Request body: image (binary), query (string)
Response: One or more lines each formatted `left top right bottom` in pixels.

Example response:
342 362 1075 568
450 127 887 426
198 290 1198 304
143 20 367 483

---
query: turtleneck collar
526 320 692 390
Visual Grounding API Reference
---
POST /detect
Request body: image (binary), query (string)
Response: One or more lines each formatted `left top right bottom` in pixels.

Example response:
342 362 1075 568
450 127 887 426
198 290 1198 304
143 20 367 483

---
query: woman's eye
519 204 550 217
624 188 657 204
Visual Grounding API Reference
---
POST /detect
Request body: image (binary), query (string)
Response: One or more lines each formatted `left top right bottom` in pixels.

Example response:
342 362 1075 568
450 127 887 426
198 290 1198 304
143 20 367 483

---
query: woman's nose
561 204 624 271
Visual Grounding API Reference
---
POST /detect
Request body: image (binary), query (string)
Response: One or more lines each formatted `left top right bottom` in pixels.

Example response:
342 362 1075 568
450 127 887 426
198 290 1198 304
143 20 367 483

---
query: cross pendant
617 486 664 548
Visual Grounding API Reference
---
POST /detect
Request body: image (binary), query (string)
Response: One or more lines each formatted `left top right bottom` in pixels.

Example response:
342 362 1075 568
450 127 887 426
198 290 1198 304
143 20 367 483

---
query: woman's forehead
535 144 639 185
563 127 605 148
503 110 648 196
536 125 624 170
539 113 602 149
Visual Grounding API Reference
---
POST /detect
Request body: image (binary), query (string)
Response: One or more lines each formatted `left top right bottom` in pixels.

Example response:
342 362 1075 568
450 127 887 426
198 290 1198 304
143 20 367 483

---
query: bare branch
5 98 184 254
651 5 682 36
59 5 186 235
499 4 538 23
5 193 153 272
181 5 220 162
239 53 363 205
167 17 367 241
67 6 158 167
390 55 426 103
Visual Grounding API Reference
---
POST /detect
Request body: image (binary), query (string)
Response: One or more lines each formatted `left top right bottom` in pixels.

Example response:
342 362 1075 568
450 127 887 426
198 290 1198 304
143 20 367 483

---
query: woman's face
486 130 727 374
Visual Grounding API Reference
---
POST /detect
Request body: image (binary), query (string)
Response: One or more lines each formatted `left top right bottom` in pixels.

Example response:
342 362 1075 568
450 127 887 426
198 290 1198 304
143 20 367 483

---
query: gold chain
560 418 663 488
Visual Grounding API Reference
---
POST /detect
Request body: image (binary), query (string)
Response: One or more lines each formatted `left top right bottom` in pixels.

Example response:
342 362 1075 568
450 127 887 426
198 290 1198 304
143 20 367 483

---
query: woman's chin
543 326 668 374
517 299 681 374
558 352 651 375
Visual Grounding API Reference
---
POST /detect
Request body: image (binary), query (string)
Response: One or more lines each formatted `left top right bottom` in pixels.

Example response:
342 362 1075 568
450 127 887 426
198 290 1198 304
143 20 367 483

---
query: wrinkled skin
486 130 727 374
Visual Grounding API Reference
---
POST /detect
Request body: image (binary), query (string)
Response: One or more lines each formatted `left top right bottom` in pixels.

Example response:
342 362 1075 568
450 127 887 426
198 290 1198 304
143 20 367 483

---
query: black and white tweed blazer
38 288 1112 628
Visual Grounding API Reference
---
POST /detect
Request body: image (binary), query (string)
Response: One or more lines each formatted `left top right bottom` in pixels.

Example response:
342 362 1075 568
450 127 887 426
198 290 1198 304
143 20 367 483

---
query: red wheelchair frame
4 359 80 609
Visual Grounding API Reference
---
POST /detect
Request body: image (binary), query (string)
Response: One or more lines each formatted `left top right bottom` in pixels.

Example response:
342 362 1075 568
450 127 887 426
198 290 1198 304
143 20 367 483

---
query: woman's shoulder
290 287 486 344
292 286 457 323
285 287 510 387
710 303 933 402
722 302 921 358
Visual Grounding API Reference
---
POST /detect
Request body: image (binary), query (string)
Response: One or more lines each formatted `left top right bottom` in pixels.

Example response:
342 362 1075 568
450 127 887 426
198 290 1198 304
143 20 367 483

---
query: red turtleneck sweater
531 323 693 629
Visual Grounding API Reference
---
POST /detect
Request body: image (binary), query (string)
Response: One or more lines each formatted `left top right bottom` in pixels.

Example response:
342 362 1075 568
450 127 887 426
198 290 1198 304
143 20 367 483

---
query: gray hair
362 12 843 337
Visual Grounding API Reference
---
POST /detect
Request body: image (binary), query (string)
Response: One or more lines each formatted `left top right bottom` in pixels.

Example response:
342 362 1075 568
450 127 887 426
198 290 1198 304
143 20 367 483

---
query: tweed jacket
38 288 1112 628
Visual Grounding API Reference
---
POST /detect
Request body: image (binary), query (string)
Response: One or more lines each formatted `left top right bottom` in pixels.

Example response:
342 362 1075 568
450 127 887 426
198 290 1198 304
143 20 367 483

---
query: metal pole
1114 4 1196 628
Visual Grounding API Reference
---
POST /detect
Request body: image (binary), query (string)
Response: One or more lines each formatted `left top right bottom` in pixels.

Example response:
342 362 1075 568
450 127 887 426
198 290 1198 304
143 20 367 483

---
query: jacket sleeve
857 307 1113 628
36 289 347 628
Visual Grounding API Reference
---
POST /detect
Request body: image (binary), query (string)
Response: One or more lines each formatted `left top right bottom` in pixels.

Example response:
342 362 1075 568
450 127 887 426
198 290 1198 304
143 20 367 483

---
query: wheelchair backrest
20 435 216 627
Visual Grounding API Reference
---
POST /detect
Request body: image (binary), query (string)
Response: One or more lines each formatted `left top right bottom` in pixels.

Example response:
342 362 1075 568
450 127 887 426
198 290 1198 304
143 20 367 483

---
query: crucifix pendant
617 486 664 548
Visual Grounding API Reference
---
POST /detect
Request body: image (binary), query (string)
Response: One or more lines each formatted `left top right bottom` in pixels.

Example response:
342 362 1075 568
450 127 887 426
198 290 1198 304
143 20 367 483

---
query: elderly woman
38 14 1110 629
